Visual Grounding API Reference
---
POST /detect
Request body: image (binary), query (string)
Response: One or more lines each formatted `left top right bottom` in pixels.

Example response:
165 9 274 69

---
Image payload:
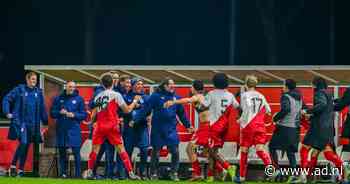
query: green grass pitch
0 177 284 184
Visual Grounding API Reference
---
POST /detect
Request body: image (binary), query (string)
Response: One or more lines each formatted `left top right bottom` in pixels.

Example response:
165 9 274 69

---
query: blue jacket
51 90 87 147
123 91 150 148
133 90 190 148
2 84 48 142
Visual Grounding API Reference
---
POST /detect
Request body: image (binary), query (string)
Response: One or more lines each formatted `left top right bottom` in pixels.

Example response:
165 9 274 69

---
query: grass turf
0 177 285 184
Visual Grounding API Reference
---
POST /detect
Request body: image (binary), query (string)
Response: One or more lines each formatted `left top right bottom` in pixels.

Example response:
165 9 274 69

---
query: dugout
1 65 350 176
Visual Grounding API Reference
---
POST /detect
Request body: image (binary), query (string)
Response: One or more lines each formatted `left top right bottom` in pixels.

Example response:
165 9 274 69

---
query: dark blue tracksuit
114 85 131 178
122 91 150 176
133 89 190 175
88 85 115 177
50 90 87 177
2 84 48 170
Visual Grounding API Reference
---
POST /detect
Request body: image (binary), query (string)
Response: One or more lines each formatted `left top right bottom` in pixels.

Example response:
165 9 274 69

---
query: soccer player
237 75 272 183
164 79 230 181
86 74 141 180
298 77 349 184
269 79 304 182
3 71 48 177
88 71 119 179
133 77 192 181
50 81 87 178
201 73 240 182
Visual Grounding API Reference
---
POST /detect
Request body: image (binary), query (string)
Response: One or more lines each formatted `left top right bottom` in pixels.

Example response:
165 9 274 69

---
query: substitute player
236 75 272 183
86 74 140 180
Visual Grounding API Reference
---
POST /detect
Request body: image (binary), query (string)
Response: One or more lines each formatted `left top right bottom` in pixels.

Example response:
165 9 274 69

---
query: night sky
0 0 346 109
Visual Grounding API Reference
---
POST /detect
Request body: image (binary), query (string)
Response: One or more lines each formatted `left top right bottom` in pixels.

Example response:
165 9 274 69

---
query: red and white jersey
94 89 126 126
203 89 239 125
238 90 271 128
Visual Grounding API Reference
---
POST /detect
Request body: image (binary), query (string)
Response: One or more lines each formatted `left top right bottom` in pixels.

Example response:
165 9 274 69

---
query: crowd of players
3 70 350 184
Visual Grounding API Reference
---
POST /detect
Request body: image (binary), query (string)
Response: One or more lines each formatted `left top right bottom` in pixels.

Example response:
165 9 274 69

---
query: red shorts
240 121 266 147
209 117 229 148
92 123 123 145
191 122 210 146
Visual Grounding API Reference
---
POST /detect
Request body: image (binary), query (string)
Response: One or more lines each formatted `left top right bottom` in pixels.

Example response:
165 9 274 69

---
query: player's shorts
240 121 266 147
191 121 210 146
92 122 123 145
209 117 229 148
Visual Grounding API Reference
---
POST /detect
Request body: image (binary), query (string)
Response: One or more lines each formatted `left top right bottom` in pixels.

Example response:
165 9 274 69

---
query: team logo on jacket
72 100 77 104
34 93 38 98
161 97 165 100
60 100 64 103
25 92 28 97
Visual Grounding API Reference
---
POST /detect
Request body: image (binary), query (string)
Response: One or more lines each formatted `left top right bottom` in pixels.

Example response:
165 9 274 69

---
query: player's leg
88 144 101 172
268 145 279 169
238 146 249 183
323 145 349 182
138 146 148 179
71 146 81 178
92 141 107 175
209 148 236 181
115 144 140 180
206 154 215 182
168 144 180 181
292 144 311 183
309 149 320 174
58 147 68 178
17 143 30 177
255 144 272 166
150 147 160 180
187 142 201 180
300 144 311 169
9 142 22 177
87 128 104 179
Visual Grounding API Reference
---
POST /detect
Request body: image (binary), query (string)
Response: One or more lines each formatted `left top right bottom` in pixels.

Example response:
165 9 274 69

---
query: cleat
206 176 214 182
189 175 203 181
84 169 96 180
16 170 24 178
227 165 237 181
219 169 228 181
150 174 159 180
291 175 307 184
128 171 141 180
288 176 299 183
234 176 246 184
170 172 180 182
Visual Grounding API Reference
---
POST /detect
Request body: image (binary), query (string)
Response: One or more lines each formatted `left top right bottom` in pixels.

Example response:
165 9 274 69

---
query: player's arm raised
119 95 141 113
163 95 201 108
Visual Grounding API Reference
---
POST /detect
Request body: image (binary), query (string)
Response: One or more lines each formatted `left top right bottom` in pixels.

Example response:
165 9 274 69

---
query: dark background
0 0 346 110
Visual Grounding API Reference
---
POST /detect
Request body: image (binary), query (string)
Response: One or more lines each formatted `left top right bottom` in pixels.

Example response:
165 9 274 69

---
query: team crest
34 93 38 98
72 100 77 104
